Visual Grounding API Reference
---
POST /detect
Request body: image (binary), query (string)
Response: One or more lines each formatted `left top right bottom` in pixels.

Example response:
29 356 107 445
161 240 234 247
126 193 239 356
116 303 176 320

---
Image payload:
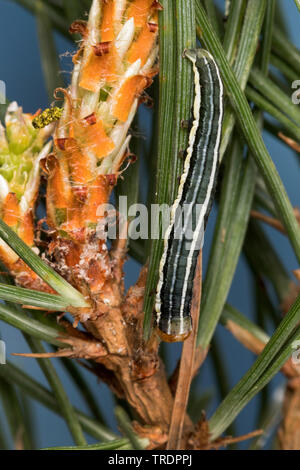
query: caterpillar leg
156 316 192 343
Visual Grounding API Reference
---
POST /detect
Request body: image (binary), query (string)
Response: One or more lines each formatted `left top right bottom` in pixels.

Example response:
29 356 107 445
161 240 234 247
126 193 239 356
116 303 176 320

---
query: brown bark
278 378 300 450
48 233 174 433
167 252 202 449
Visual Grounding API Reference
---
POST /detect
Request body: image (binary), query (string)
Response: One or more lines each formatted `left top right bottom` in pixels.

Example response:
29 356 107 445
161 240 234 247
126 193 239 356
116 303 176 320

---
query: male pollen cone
48 0 159 243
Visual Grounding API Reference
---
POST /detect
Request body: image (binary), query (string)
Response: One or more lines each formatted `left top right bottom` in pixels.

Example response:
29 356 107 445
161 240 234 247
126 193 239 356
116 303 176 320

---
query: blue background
0 0 299 449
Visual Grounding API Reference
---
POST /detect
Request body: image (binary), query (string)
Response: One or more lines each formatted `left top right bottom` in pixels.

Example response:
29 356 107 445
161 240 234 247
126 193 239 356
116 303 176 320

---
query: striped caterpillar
155 48 224 343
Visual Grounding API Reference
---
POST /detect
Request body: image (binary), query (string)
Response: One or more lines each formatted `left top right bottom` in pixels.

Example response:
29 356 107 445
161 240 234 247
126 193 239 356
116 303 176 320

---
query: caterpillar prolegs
155 49 224 342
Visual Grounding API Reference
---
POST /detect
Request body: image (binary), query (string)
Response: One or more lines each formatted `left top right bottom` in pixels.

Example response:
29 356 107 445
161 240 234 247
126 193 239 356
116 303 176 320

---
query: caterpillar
32 107 63 129
155 48 224 343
